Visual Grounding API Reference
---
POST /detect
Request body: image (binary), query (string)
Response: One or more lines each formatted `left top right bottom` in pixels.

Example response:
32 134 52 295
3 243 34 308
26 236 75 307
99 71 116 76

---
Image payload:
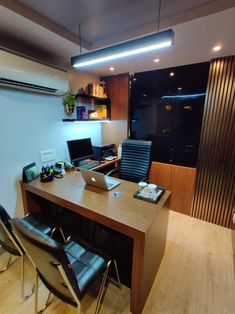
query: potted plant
63 89 77 114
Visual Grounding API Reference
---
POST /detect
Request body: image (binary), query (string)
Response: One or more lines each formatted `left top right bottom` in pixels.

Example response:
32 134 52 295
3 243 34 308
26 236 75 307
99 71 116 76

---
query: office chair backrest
12 218 80 304
0 204 22 256
120 139 152 183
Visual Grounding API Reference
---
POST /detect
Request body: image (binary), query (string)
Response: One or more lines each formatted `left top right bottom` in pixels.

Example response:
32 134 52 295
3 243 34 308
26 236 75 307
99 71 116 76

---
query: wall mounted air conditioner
0 49 69 96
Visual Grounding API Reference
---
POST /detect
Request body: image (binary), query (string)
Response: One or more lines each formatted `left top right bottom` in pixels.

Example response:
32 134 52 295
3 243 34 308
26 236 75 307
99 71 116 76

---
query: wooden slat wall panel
191 56 235 227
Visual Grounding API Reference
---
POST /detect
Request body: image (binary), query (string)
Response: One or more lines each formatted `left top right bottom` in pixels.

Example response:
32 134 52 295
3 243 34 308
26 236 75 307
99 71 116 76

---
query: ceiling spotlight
109 67 115 71
153 58 160 63
178 87 182 91
170 72 175 77
71 29 174 68
213 45 222 52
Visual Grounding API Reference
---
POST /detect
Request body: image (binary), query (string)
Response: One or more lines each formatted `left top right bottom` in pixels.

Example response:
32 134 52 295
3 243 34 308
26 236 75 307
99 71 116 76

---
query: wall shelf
62 119 110 122
63 93 111 122
76 93 110 103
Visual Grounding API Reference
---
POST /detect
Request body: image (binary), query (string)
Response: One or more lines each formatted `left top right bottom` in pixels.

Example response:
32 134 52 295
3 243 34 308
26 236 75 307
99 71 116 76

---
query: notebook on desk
80 169 120 191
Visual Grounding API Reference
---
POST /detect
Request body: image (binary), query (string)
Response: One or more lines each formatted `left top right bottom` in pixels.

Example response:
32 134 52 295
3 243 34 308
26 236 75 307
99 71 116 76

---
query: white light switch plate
40 149 56 163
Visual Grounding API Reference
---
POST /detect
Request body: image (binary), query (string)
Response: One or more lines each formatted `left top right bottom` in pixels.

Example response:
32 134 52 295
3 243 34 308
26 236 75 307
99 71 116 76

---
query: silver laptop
80 169 120 190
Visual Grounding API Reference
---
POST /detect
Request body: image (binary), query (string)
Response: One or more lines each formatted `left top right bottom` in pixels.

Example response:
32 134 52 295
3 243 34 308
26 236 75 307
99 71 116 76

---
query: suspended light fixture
71 0 174 68
71 29 174 68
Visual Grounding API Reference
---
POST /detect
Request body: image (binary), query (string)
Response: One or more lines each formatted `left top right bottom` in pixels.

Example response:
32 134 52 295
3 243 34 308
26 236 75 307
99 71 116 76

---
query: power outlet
40 149 56 163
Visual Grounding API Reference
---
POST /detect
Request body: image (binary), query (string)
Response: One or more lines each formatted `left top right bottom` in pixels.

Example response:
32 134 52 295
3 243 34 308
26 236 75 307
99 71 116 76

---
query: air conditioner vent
0 78 58 93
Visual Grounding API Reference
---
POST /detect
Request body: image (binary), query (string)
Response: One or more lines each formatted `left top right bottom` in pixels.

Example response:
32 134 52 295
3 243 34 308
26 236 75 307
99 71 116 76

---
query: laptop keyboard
79 161 101 170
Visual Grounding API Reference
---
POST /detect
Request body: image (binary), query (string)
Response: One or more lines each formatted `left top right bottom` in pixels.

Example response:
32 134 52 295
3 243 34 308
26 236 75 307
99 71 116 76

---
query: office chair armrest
106 168 119 177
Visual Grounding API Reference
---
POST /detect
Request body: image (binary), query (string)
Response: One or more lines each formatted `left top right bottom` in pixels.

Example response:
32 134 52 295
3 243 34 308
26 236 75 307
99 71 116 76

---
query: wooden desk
21 172 170 314
90 157 120 171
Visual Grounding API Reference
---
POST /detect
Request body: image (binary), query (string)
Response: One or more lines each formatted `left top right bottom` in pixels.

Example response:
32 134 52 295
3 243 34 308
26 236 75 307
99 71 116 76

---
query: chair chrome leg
76 303 81 314
21 254 35 300
113 259 121 289
51 227 66 243
95 260 111 314
38 291 54 313
0 253 12 272
34 271 39 314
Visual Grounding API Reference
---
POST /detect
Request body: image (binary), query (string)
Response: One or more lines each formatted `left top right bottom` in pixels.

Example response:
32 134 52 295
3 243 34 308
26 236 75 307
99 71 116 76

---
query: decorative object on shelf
88 110 99 119
63 89 77 114
87 82 107 98
76 106 86 120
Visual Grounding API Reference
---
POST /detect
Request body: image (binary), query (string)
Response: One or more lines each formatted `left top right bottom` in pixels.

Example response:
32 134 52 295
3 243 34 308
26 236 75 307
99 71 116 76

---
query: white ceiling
0 0 235 76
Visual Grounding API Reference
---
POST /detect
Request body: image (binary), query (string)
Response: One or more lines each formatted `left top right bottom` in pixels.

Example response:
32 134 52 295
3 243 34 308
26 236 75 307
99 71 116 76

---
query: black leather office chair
108 139 152 183
12 217 120 314
0 204 61 299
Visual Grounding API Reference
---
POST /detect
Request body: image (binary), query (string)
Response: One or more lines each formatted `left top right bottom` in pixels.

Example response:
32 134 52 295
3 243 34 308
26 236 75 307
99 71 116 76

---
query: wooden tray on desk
133 187 165 204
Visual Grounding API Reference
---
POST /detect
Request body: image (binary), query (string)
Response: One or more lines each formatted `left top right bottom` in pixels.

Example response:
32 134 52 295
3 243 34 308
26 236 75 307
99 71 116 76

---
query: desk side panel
141 195 170 310
21 182 43 214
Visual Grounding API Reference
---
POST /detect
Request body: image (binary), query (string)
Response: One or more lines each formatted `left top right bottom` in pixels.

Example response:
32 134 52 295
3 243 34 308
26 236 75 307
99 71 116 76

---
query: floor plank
143 211 235 314
0 210 235 313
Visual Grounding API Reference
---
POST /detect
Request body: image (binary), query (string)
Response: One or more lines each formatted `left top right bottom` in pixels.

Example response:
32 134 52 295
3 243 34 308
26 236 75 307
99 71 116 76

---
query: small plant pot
64 103 75 114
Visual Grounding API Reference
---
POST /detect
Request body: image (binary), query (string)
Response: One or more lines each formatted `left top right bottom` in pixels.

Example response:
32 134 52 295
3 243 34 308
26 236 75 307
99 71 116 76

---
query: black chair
108 139 152 183
0 204 62 299
12 217 120 314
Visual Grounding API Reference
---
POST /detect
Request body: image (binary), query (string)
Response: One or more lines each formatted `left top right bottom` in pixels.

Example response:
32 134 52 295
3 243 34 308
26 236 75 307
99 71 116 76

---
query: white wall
0 85 101 217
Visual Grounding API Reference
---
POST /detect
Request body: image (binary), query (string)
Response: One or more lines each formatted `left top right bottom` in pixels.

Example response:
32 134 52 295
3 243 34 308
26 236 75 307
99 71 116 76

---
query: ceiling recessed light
170 72 175 77
213 45 222 52
178 87 182 91
153 58 160 63
109 67 115 71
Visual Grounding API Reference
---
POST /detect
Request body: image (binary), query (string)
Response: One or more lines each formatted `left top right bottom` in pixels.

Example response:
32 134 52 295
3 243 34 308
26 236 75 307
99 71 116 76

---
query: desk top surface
23 172 170 236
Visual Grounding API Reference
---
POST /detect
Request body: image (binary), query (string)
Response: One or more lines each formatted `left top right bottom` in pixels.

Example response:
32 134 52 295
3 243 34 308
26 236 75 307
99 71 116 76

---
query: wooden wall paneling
191 56 235 227
170 166 196 215
101 73 129 146
195 60 218 221
150 162 196 215
103 73 129 120
149 162 172 190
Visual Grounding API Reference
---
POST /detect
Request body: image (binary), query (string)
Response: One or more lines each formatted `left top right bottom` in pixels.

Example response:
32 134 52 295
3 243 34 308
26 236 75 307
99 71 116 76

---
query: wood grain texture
102 73 129 120
150 162 196 215
1 210 235 314
87 158 121 171
143 210 235 314
101 73 129 147
21 173 170 314
191 56 235 227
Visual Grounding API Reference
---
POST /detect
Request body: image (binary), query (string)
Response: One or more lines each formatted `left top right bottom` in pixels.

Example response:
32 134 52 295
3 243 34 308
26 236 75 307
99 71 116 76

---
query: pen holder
40 166 54 182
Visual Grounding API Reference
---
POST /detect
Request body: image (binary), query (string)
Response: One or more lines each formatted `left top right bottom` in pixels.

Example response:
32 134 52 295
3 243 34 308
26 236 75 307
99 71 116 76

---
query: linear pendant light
71 29 174 68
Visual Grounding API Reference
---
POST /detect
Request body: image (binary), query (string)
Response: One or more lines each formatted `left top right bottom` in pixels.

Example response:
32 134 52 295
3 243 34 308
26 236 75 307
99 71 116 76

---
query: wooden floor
0 211 235 314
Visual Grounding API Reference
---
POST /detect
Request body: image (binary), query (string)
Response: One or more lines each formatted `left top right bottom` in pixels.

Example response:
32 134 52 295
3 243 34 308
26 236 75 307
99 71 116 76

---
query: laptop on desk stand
80 169 120 191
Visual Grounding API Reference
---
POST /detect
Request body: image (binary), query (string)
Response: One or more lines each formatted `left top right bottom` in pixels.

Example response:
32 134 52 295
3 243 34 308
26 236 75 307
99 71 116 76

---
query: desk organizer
133 187 165 204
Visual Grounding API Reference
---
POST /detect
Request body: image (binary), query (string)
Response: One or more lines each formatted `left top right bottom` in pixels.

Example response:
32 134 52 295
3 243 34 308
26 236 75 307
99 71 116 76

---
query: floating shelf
76 93 110 103
62 119 110 122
